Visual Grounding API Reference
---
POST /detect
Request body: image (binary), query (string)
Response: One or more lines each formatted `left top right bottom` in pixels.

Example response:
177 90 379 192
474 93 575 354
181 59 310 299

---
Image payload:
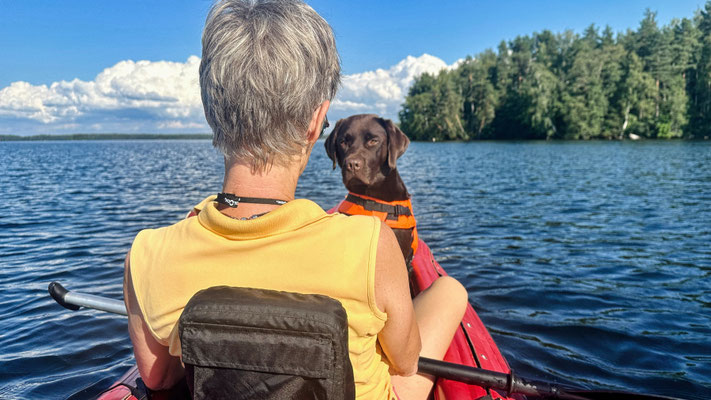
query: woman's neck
218 159 300 219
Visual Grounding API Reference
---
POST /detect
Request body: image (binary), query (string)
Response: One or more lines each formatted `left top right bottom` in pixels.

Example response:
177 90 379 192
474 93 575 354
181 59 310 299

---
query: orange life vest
337 192 419 256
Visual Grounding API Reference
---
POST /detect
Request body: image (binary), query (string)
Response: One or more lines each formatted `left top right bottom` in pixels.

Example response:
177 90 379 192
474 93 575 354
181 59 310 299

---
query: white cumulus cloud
0 54 456 135
0 56 205 134
331 54 456 122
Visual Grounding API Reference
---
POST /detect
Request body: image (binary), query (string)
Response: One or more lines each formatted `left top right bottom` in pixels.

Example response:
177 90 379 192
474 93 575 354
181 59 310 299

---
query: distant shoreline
2 133 708 142
0 133 212 141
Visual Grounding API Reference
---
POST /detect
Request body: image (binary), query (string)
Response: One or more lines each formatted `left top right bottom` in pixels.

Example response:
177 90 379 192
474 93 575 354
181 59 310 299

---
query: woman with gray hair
123 1 467 399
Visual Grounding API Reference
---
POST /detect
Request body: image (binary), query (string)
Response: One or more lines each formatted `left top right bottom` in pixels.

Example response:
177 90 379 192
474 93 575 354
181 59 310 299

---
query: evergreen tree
533 30 560 70
458 52 498 138
691 2 711 137
400 72 466 141
617 52 657 137
399 73 437 141
672 17 700 138
525 62 560 139
560 27 608 139
656 22 689 138
430 71 467 140
634 9 663 74
600 28 626 138
494 40 513 93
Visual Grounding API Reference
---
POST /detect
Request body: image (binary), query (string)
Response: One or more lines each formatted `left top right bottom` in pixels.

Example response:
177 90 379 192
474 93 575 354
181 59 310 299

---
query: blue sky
0 0 705 134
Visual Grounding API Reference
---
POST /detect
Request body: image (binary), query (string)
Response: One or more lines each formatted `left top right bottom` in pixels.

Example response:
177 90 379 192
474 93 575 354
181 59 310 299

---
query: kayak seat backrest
178 286 355 400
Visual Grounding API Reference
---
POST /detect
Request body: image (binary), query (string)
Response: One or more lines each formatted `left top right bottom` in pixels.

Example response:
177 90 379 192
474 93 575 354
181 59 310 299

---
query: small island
399 4 711 141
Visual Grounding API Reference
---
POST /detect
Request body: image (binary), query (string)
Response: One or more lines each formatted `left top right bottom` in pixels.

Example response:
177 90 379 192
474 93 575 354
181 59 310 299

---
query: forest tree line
399 3 711 141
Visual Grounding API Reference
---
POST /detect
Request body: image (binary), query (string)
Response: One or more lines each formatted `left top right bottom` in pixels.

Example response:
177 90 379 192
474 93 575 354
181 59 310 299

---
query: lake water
0 140 709 399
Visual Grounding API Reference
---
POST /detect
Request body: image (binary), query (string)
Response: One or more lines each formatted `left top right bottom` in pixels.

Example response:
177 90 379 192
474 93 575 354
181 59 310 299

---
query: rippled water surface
1 140 709 399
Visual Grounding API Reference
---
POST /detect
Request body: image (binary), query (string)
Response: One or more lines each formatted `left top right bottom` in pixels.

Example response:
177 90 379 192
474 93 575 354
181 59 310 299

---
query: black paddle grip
48 281 80 311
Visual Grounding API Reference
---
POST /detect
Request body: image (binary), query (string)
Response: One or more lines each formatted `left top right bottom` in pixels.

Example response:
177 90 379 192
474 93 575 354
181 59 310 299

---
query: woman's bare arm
374 223 422 376
123 252 185 390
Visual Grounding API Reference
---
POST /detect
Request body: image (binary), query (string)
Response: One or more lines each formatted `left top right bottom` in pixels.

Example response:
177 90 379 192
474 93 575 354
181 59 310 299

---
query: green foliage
690 2 711 137
399 71 467 141
399 2 711 140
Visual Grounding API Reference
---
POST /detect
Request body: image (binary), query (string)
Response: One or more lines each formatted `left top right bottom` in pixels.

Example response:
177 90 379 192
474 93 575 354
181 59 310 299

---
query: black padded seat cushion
179 286 355 400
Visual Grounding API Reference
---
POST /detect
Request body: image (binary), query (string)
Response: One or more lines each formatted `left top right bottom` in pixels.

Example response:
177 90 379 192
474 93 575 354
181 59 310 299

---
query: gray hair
200 0 341 171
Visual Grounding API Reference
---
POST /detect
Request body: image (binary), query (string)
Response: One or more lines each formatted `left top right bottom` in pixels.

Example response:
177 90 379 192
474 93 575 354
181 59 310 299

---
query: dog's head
324 114 410 192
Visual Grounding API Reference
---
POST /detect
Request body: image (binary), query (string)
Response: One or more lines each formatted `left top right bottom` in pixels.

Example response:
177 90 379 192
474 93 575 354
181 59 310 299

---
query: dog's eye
367 138 379 146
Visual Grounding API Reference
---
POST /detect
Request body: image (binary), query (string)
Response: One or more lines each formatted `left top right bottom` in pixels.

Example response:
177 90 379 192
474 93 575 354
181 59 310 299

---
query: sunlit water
0 140 709 399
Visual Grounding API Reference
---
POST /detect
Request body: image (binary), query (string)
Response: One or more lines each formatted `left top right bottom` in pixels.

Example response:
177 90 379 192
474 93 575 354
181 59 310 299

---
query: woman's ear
324 119 344 170
307 101 330 144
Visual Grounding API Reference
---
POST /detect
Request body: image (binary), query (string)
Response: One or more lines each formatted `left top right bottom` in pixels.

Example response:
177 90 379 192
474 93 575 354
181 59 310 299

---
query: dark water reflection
0 140 709 399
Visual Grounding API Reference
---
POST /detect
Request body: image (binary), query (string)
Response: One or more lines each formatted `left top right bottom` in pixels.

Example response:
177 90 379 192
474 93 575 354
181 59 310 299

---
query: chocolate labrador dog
325 114 418 266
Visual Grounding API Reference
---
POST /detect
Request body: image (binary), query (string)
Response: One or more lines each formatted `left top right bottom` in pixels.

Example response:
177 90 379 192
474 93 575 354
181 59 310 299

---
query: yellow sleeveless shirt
129 196 395 399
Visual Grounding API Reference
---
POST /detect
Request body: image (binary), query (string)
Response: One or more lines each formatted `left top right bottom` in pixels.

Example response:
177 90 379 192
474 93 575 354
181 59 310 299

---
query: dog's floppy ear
379 117 410 169
324 118 345 170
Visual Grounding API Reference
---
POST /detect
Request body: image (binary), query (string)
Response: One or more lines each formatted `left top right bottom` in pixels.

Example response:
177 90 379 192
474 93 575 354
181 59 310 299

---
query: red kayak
410 239 520 400
93 236 519 400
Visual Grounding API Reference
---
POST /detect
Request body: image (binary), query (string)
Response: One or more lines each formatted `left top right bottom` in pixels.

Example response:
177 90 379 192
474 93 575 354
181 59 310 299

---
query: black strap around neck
216 193 288 208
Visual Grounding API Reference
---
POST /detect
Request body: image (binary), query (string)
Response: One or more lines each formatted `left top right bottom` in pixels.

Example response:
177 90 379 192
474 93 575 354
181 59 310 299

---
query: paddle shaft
48 281 127 316
48 282 685 400
419 357 588 400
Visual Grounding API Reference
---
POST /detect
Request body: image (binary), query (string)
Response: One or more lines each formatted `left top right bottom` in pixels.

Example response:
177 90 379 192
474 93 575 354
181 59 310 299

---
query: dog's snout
346 159 362 172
